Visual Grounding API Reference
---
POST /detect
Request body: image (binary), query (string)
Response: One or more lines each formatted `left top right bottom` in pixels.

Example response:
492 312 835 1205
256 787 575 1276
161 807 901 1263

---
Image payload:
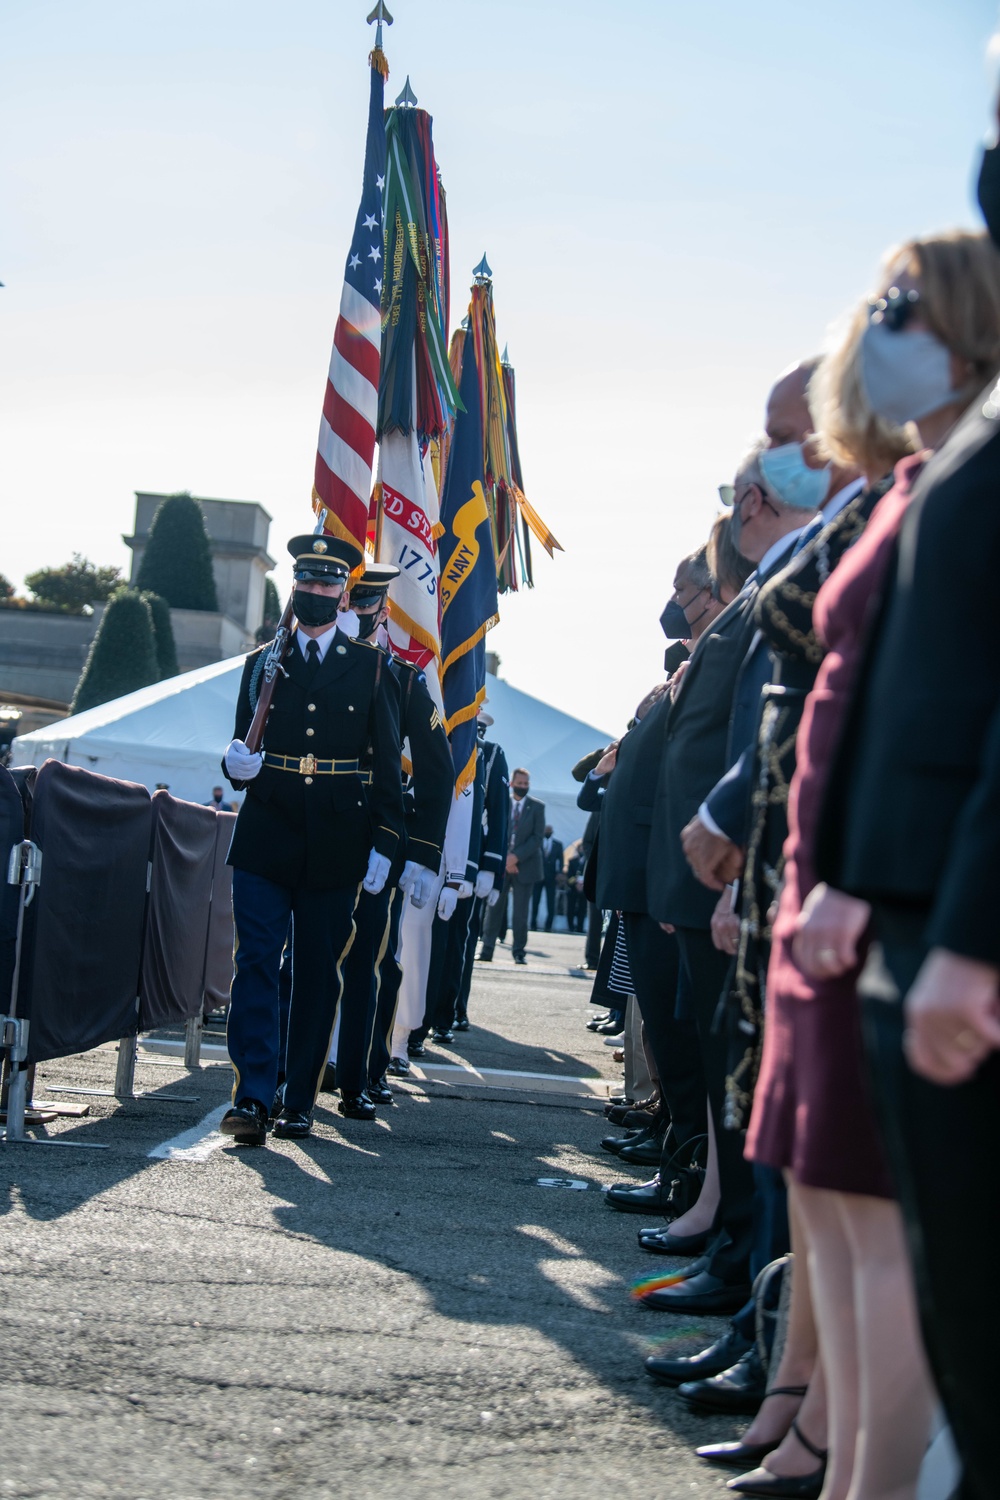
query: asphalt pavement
0 928 744 1500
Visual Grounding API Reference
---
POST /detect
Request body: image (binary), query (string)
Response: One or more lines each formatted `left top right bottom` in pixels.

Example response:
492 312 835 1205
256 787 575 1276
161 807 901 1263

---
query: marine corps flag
311 51 387 552
438 327 499 793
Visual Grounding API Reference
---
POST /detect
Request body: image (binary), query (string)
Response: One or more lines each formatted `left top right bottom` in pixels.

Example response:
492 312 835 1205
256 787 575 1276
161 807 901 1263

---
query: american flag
312 59 387 552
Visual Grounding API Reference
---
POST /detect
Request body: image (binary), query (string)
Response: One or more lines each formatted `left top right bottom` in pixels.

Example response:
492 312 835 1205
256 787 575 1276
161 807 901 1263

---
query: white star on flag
363 213 378 230
375 277 383 294
376 174 385 191
349 253 361 270
368 244 381 262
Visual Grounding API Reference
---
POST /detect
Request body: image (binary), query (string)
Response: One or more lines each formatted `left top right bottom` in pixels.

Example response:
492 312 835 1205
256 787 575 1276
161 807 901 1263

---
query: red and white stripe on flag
312 282 381 552
378 426 444 713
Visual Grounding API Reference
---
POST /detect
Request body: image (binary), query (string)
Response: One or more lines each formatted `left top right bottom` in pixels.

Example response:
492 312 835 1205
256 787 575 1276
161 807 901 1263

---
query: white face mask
337 609 360 638
860 321 957 427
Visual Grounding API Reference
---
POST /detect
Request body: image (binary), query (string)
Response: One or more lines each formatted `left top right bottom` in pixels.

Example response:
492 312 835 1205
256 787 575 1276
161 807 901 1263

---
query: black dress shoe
269 1089 284 1122
368 1075 395 1105
477 949 493 962
513 953 527 965
600 1124 652 1155
726 1447 826 1500
431 1029 454 1044
617 1132 666 1166
641 1270 752 1315
339 1090 376 1121
595 1016 624 1034
387 1056 410 1077
697 1439 781 1470
605 1173 677 1214
676 1347 767 1413
220 1099 269 1146
273 1107 312 1140
588 1013 614 1031
453 1018 470 1031
319 1063 338 1094
407 1040 426 1058
644 1326 753 1387
637 1225 711 1256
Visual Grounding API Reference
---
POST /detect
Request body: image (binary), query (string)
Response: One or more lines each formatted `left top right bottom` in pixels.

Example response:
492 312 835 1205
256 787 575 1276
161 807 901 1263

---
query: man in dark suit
479 767 545 965
643 427 815 1318
220 533 404 1146
808 381 1000 1500
532 825 563 931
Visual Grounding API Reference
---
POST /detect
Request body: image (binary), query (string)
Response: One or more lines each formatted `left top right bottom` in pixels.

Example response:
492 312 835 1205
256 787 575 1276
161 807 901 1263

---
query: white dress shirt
294 622 339 662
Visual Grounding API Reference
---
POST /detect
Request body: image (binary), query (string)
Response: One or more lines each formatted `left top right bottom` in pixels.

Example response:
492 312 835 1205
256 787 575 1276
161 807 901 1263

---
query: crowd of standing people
574 130 1000 1500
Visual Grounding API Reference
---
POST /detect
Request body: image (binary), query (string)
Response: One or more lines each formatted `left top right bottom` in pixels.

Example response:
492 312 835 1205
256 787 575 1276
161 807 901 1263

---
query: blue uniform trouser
228 869 357 1113
336 883 393 1093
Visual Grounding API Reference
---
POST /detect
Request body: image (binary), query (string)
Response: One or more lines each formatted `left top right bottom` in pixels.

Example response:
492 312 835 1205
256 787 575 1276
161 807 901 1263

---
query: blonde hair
707 513 752 601
812 229 1000 478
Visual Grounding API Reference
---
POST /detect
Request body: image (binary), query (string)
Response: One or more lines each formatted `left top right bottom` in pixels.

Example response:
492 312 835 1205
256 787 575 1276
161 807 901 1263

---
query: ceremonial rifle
244 596 295 755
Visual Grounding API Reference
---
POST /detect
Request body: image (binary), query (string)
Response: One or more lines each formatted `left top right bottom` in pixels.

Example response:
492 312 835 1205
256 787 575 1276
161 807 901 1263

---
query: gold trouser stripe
309 884 362 1107
228 921 242 1104
364 894 395 1078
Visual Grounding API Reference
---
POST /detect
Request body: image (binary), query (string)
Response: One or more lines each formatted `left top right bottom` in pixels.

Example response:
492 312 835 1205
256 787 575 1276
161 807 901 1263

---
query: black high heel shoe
697 1385 806 1468
725 1420 827 1498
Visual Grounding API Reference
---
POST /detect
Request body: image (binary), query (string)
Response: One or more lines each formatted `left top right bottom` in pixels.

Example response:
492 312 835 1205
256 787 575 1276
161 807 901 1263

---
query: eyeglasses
867 285 921 332
718 483 735 506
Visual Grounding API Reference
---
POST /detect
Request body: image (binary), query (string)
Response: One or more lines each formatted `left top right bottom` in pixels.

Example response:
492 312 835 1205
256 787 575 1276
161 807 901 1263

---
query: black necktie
305 639 320 680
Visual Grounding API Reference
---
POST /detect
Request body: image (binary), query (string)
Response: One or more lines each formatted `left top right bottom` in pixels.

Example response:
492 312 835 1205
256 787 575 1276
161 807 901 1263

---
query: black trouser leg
861 911 1000 1500
510 880 531 958
623 911 707 1144
432 896 474 1031
542 875 556 930
456 897 483 1022
411 912 452 1044
336 885 391 1094
675 926 754 1287
584 903 603 967
480 877 510 956
531 881 543 927
369 889 402 1082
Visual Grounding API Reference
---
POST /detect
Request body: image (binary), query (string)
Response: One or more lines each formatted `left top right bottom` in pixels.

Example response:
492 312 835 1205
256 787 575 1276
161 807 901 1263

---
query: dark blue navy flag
438 332 499 792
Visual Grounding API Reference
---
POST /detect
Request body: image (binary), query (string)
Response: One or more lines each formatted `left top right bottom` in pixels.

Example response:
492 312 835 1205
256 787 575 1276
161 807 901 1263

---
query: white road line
147 1103 230 1162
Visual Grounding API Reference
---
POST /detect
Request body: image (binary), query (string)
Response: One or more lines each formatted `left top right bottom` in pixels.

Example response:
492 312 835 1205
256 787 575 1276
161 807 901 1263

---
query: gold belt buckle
298 754 317 776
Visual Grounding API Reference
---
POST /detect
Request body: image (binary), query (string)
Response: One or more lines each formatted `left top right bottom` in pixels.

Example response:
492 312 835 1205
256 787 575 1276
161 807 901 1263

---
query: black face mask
477 721 487 740
356 609 381 640
660 599 691 639
292 587 341 628
512 786 528 799
978 143 1000 250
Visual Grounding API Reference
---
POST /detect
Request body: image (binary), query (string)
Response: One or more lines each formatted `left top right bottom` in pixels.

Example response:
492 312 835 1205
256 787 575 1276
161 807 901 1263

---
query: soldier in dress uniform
326 563 454 1114
219 534 404 1146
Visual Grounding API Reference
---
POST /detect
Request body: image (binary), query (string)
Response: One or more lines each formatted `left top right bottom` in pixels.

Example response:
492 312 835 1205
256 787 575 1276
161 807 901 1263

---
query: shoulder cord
248 653 266 713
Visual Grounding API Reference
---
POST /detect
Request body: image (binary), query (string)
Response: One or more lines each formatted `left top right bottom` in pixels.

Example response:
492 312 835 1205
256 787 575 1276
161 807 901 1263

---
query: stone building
0 493 275 736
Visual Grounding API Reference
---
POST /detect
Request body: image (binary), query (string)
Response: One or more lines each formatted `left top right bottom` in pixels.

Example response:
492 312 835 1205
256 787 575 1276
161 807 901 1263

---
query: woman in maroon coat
739 231 1000 1500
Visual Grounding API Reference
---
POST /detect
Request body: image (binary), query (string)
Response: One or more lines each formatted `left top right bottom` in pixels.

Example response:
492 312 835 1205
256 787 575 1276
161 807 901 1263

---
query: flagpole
367 0 393 69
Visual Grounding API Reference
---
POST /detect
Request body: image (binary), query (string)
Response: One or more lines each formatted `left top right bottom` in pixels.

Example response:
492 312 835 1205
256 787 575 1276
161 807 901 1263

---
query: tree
24 554 122 613
134 494 218 612
256 574 282 643
71 589 159 713
140 590 180 679
0 574 14 601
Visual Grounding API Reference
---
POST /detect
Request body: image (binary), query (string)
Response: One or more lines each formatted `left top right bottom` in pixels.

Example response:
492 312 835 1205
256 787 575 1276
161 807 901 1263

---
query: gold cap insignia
312 539 328 554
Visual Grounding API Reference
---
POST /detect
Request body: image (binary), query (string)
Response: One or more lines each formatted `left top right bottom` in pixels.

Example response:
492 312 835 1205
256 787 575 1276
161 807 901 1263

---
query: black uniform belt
263 752 371 782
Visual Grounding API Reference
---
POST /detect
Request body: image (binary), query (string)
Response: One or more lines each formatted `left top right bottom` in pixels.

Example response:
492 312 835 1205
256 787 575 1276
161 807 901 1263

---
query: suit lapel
310 629 359 693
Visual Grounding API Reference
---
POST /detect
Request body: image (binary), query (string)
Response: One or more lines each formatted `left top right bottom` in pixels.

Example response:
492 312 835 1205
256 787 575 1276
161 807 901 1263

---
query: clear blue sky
3 0 998 734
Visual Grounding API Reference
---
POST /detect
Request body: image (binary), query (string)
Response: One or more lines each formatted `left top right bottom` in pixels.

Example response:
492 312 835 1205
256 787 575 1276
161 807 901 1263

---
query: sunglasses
867 285 921 332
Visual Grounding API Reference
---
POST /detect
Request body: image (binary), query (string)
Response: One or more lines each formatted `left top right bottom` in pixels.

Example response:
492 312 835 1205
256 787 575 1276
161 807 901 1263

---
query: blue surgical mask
759 443 830 510
860 321 956 428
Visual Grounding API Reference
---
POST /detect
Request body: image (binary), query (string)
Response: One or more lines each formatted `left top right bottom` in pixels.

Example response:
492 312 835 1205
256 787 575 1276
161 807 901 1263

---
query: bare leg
842 1193 934 1500
741 1177 818 1447
792 1183 858 1500
662 1098 720 1236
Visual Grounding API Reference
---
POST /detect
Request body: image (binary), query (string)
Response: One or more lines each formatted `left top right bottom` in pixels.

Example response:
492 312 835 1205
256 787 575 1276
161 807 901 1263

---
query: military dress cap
287 533 363 581
350 561 400 604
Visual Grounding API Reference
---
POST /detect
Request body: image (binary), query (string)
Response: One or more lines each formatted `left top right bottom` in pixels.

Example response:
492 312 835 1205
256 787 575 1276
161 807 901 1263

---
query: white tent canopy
11 659 613 849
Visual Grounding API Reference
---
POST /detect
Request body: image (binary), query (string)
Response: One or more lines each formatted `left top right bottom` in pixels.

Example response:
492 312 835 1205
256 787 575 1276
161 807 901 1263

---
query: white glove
455 880 474 900
409 867 438 909
437 885 459 921
398 859 424 896
363 849 391 895
224 738 263 781
486 886 501 908
474 870 495 900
